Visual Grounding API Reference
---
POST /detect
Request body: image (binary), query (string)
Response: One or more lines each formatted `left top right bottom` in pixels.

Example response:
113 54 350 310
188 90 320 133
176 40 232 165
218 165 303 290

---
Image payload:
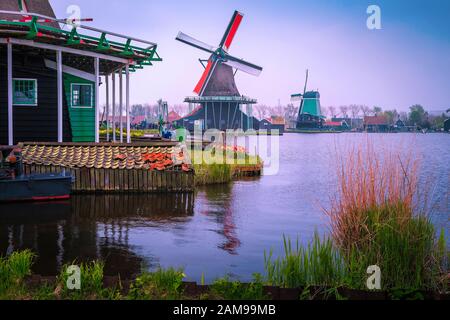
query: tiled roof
324 121 343 127
364 116 388 126
168 111 181 123
20 143 192 171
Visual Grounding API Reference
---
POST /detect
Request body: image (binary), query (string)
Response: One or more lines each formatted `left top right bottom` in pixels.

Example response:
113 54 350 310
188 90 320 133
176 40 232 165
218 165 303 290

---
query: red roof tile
364 116 388 125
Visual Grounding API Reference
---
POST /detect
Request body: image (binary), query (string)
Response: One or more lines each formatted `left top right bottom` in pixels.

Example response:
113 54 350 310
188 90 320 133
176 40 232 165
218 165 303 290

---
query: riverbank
192 150 262 186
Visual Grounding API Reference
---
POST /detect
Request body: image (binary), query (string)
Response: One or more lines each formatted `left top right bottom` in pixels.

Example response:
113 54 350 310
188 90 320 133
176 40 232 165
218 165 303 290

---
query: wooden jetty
20 142 194 193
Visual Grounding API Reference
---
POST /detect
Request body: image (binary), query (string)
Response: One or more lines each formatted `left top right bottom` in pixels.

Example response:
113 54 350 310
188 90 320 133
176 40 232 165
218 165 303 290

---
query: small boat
0 146 72 203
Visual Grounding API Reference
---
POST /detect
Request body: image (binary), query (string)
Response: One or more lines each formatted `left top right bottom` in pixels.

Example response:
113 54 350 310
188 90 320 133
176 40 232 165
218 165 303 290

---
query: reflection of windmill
174 11 263 131
291 70 324 129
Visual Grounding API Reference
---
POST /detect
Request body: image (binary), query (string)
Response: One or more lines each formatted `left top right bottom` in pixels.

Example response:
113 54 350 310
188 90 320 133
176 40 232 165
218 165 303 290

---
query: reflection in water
0 193 194 277
201 184 241 255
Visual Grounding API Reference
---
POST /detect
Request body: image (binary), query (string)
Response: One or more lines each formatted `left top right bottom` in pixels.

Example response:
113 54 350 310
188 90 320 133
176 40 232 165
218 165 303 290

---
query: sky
49 0 450 112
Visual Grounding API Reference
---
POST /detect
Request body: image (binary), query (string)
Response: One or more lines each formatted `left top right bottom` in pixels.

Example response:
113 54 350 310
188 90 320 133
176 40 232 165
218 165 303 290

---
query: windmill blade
194 59 217 95
303 69 309 95
223 55 262 76
220 11 244 52
291 94 303 102
176 32 216 54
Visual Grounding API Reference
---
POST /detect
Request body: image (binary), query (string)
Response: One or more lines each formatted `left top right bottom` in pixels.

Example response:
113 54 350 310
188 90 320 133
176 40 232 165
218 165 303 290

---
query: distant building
168 111 181 123
364 115 389 132
323 120 350 131
332 118 363 130
131 115 147 127
445 118 450 132
259 116 285 134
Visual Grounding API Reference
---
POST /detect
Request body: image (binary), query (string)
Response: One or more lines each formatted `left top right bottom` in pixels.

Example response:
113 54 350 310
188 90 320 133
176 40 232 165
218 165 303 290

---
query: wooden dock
20 142 194 193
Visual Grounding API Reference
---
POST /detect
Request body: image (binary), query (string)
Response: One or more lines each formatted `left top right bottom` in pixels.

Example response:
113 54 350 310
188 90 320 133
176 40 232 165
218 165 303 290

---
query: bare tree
339 105 349 118
328 106 337 118
360 105 372 117
171 104 187 116
349 105 361 119
254 105 270 120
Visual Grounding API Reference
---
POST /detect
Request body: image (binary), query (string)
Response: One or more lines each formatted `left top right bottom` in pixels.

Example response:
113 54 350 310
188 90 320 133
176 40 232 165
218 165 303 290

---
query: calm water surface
0 133 448 282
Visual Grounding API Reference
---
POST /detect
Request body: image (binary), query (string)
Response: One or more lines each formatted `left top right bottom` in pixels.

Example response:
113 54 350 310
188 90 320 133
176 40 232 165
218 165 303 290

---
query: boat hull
0 174 72 203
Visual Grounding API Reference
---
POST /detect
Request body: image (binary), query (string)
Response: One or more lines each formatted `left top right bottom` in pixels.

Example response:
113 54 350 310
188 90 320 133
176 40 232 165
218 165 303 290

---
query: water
0 133 448 283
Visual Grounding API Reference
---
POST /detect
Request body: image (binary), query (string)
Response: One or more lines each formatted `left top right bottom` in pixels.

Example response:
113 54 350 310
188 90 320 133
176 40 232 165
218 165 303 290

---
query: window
71 83 93 108
13 79 38 106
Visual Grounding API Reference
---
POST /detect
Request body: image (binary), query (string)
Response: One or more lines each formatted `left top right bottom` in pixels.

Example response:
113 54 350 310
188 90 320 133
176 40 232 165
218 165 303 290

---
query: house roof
324 121 343 127
20 142 191 171
364 115 388 126
131 115 147 125
271 116 285 125
0 1 162 75
168 111 181 123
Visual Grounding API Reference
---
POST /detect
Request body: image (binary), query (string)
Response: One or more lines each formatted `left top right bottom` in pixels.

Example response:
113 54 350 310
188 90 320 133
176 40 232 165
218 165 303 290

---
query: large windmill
174 11 263 131
291 70 324 129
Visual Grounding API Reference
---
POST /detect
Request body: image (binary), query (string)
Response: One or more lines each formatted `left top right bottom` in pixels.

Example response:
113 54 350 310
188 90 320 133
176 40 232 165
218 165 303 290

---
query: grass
191 150 261 185
0 250 35 299
56 261 120 300
208 274 268 300
99 128 159 138
264 233 347 289
128 268 186 300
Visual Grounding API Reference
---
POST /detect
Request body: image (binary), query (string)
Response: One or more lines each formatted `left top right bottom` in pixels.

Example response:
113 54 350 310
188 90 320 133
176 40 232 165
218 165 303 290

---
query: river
0 133 448 283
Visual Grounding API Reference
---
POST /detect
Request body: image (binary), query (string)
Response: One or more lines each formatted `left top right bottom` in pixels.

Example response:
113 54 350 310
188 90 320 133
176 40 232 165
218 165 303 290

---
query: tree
383 110 398 126
349 105 361 119
328 106 337 118
254 105 270 120
360 105 372 117
373 106 382 115
339 105 349 118
408 104 427 127
131 104 145 117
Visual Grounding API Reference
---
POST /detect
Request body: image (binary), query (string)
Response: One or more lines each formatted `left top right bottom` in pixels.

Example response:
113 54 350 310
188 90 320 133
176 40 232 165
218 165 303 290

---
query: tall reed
325 138 448 290
264 233 347 288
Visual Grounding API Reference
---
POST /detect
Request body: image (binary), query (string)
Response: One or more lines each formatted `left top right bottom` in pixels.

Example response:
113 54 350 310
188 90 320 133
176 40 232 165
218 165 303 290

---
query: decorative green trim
25 16 39 39
67 27 82 45
0 19 163 68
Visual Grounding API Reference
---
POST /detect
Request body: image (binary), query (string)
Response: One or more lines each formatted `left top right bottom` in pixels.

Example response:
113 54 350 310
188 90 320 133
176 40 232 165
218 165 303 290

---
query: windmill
174 11 262 131
291 70 324 129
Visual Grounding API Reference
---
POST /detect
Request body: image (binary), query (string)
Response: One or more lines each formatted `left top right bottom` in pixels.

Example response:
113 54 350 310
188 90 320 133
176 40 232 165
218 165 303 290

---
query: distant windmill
174 11 263 131
291 70 324 129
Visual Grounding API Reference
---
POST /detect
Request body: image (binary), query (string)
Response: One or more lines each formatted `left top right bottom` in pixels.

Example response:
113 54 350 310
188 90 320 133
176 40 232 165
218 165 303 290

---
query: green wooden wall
63 73 95 142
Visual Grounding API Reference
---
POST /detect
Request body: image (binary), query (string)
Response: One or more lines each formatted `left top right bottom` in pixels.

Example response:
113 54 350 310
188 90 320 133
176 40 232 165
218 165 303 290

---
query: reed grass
325 139 448 291
264 233 347 288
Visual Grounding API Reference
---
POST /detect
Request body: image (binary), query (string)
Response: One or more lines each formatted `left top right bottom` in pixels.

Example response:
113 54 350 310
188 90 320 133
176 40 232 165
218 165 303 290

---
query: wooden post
126 64 131 144
112 72 116 142
105 74 110 142
94 57 100 143
119 68 123 143
7 42 13 146
57 50 63 142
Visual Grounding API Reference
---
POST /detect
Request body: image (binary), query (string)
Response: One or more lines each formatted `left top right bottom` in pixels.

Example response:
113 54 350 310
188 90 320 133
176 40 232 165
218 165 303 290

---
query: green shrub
210 274 268 300
128 268 185 300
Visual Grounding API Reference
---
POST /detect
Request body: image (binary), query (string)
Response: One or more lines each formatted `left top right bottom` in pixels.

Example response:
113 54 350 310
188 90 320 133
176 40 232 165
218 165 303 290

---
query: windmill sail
175 10 262 96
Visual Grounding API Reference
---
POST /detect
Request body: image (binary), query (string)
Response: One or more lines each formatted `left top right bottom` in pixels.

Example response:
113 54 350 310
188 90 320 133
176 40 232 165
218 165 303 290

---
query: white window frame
70 83 94 108
13 78 38 106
